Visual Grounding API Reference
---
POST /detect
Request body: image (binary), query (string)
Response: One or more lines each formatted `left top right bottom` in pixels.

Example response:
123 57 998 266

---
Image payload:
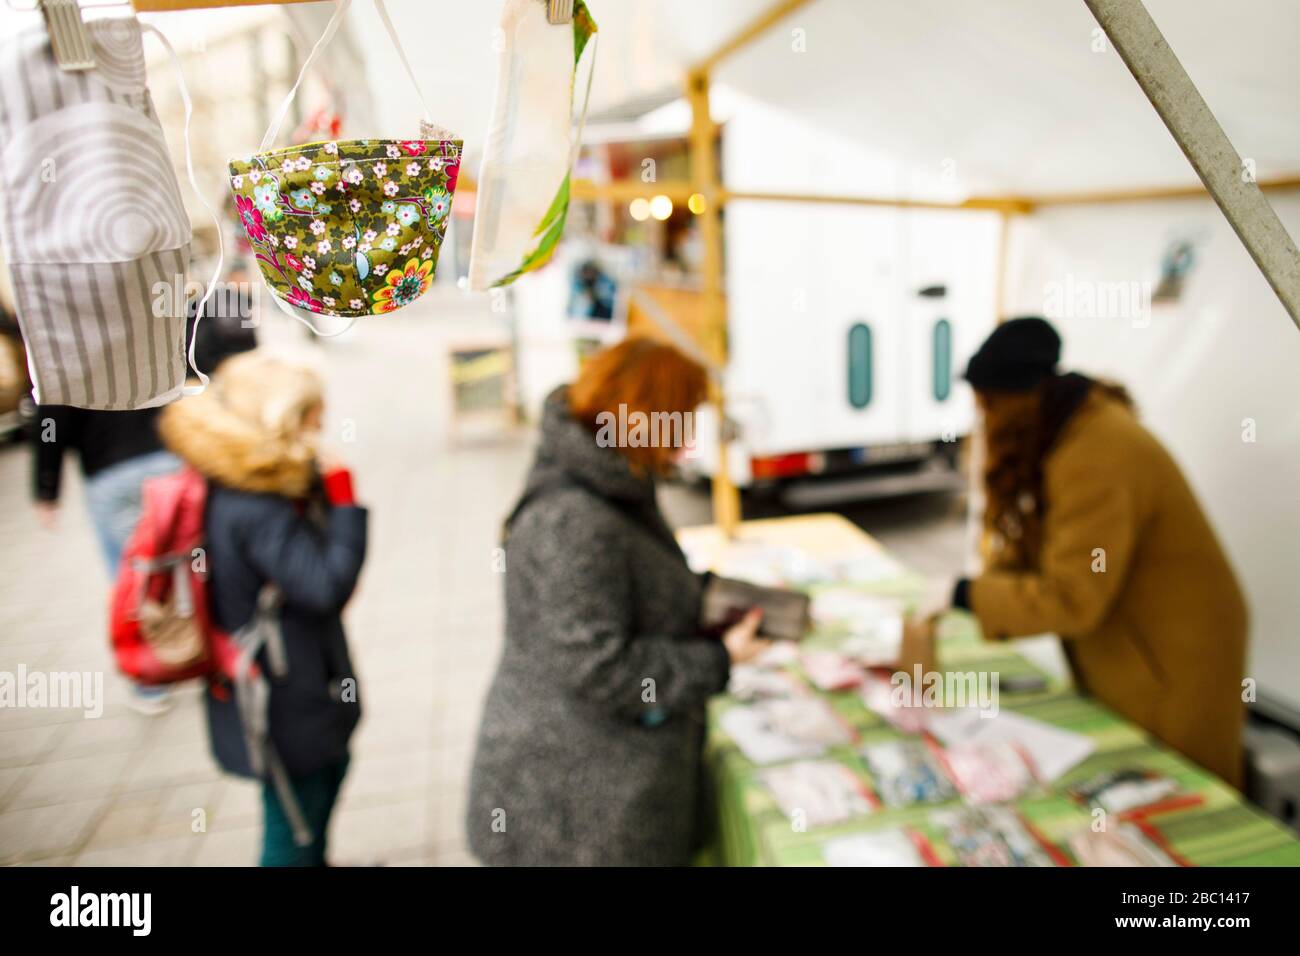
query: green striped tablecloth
703 588 1300 868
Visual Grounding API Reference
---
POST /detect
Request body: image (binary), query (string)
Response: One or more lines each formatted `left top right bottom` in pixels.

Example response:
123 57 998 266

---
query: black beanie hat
964 316 1061 392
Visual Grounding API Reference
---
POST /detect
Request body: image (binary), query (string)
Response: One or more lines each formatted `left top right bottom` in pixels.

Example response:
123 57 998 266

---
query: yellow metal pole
694 0 821 74
687 68 741 536
723 189 1030 214
570 179 696 203
993 210 1011 323
1022 174 1300 209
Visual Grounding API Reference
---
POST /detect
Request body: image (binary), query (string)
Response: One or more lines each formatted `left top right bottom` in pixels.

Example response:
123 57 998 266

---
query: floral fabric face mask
230 137 460 318
228 0 461 330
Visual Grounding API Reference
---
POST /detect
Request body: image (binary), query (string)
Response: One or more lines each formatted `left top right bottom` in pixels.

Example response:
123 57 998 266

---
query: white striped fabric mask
0 15 221 409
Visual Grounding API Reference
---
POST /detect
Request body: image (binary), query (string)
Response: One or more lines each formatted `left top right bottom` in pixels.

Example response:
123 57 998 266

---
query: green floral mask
230 136 460 318
228 0 460 325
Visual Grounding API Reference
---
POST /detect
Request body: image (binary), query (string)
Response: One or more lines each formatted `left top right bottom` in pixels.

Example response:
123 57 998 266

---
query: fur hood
158 389 317 498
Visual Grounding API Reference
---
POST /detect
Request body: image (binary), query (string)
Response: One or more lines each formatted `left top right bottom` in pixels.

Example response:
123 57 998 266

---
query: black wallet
699 575 812 642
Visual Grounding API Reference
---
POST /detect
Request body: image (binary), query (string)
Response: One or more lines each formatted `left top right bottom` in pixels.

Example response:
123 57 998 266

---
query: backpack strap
230 585 310 847
262 746 311 847
255 586 287 679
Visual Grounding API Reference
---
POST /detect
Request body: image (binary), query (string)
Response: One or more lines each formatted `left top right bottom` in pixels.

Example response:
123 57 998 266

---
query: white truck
686 100 1002 506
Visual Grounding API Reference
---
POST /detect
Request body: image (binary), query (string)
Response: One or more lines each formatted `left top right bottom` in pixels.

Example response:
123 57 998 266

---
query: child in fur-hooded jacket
158 350 367 866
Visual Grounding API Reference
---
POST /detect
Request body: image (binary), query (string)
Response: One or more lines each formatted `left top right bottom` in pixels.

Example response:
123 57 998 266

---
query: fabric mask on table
467 0 597 290
228 0 462 333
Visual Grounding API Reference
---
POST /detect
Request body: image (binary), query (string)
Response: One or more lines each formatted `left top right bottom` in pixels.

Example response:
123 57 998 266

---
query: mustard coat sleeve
969 438 1140 641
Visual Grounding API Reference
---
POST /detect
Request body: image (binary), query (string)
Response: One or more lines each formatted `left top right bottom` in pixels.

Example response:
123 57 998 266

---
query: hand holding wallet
700 575 812 642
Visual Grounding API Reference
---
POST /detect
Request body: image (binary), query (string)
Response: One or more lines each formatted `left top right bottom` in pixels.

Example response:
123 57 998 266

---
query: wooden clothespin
38 0 97 71
547 0 573 25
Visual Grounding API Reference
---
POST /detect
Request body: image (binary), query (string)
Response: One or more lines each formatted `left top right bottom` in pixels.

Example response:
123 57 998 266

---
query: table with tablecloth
678 513 1300 867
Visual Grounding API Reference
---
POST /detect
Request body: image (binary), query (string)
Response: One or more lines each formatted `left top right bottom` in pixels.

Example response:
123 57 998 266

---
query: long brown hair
980 373 1133 570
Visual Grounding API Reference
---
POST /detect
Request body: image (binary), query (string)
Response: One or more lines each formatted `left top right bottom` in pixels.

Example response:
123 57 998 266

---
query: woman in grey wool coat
467 339 768 866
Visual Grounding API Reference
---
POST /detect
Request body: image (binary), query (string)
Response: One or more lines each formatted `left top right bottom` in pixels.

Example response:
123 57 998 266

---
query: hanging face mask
467 0 597 291
228 0 462 332
0 15 222 407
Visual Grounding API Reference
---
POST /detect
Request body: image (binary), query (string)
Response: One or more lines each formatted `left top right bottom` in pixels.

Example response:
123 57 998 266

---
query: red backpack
109 468 311 844
110 467 240 685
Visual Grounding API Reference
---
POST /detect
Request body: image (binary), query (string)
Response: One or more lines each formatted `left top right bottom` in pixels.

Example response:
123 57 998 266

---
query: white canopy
346 0 1300 197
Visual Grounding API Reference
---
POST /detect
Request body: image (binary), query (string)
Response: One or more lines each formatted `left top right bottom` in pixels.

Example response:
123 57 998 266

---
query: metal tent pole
686 67 741 536
686 0 820 535
1085 0 1300 330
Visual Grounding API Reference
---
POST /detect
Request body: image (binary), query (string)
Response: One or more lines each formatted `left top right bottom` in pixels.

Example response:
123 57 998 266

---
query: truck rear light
751 452 825 479
751 453 807 479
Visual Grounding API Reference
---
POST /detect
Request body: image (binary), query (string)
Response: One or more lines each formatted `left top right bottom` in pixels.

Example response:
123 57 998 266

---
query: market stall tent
359 0 1300 718
43 1 1300 720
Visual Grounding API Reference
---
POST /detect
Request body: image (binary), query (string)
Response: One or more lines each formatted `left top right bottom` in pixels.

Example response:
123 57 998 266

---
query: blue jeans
83 450 181 575
261 757 350 867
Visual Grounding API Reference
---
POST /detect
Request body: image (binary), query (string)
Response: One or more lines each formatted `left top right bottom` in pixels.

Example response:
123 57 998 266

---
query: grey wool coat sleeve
513 490 730 722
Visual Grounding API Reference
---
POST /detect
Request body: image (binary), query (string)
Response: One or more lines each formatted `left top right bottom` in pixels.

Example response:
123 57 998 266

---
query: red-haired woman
467 338 768 866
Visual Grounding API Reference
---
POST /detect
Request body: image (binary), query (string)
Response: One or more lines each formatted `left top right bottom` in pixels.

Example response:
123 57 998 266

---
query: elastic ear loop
374 0 434 128
270 292 359 338
261 0 433 149
142 22 224 397
259 0 352 152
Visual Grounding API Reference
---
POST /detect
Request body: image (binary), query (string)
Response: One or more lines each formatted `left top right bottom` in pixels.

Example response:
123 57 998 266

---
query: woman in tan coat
941 318 1248 787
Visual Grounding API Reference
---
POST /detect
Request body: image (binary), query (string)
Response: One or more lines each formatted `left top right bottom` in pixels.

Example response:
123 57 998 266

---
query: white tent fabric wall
1002 196 1300 719
703 0 1300 198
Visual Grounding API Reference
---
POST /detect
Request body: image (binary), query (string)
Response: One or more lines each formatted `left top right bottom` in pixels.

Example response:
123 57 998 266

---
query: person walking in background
467 338 769 866
914 317 1248 786
31 405 180 714
158 351 367 866
186 261 259 377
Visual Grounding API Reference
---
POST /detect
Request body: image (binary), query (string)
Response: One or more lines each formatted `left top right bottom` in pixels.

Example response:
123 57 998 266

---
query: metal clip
547 0 574 25
38 0 96 72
